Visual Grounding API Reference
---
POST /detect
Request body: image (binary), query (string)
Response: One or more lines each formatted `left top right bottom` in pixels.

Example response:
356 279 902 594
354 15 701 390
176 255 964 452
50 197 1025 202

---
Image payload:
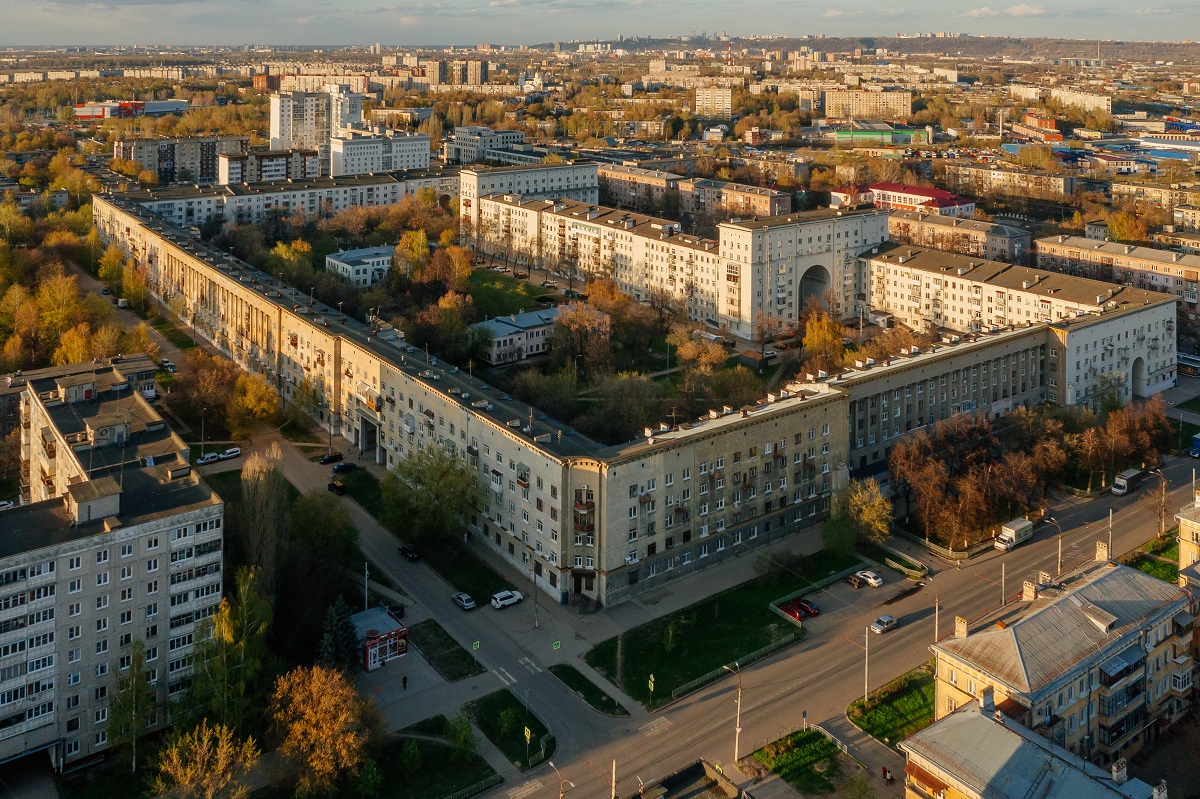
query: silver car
870 615 898 634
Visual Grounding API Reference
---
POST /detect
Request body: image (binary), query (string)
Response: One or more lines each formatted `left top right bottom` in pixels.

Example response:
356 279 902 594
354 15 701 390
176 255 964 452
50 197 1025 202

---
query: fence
806 722 850 755
440 774 503 799
894 526 996 561
874 540 929 578
669 634 796 700
518 694 557 769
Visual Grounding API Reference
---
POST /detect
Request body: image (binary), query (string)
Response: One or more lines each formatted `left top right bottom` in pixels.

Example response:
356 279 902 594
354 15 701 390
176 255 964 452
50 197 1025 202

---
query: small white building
326 246 395 287
471 307 562 364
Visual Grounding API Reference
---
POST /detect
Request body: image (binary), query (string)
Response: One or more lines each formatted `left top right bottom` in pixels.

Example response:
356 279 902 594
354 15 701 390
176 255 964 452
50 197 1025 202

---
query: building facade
888 210 1031 262
269 86 364 173
694 88 733 118
822 89 912 121
445 126 527 164
1050 88 1113 114
941 163 1078 199
1035 235 1200 314
2 355 224 769
325 246 396 288
330 131 431 176
459 163 600 229
470 307 562 365
216 149 319 185
114 136 249 185
597 164 791 218
865 183 975 217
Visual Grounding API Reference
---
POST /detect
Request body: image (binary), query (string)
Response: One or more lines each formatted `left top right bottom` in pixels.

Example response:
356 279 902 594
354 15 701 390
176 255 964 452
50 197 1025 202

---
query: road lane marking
640 718 673 737
493 668 517 686
508 780 542 799
519 657 542 674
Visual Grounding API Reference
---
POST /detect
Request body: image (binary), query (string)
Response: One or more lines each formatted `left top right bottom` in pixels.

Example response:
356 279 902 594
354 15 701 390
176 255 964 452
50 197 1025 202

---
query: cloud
1004 3 1046 15
823 8 844 15
961 6 1000 16
1134 6 1172 12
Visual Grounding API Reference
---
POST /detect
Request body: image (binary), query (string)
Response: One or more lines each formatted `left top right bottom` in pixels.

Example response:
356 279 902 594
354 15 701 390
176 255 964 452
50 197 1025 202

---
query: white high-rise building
269 85 364 174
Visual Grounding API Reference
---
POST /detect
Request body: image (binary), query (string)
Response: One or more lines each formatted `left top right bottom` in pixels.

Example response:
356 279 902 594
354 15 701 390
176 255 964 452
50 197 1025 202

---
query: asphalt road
65 260 190 366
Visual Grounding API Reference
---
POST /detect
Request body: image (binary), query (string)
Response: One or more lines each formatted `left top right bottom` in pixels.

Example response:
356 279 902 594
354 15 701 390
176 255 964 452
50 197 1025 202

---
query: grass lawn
339 468 385 518
278 420 323 446
1144 535 1180 562
1130 555 1180 584
470 269 545 319
422 537 515 600
847 662 935 745
201 469 301 505
407 619 485 681
585 551 860 706
59 767 152 799
547 664 629 716
748 729 842 794
857 542 924 576
147 313 197 350
401 714 449 736
1177 396 1200 415
468 689 555 771
1169 417 1200 453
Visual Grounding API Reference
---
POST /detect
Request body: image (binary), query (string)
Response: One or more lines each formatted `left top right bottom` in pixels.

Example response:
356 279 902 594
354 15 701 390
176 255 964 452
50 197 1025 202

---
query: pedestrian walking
402 675 408 690
881 765 887 780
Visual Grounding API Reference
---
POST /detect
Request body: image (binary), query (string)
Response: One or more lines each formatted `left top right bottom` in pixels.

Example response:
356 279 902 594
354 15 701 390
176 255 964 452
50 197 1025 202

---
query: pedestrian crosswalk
508 780 542 799
493 667 517 686
640 718 673 737
518 657 542 674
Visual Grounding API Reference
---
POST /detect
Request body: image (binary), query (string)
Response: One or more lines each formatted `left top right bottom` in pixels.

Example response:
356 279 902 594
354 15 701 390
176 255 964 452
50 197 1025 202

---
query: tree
551 301 613 375
226 373 279 438
271 666 371 796
845 479 892 545
668 328 726 375
444 710 477 763
290 488 360 567
52 322 92 366
153 719 260 799
802 302 843 373
191 567 273 734
122 259 149 311
399 740 422 779
233 445 290 592
381 444 483 544
316 596 359 673
108 639 157 774
395 229 430 276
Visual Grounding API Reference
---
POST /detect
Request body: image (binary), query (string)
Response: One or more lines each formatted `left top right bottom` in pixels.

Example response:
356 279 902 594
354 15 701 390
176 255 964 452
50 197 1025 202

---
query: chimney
1022 580 1038 601
955 616 969 639
979 684 995 713
1096 540 1109 562
1112 758 1128 786
1037 570 1052 586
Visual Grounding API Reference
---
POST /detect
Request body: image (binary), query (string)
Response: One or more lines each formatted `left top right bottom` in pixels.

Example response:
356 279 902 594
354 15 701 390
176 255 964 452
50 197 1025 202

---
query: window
121 544 133 558
68 556 80 571
96 572 109 587
96 550 109 564
147 558 158 573
69 579 81 594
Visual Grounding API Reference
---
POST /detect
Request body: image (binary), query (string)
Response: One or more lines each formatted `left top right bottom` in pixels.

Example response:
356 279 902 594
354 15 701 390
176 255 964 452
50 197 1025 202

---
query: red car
796 599 820 617
779 599 818 620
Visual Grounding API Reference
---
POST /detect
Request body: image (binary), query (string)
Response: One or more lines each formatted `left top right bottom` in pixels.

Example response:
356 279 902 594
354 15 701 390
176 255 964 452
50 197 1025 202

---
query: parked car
844 574 866 589
764 350 778 359
319 451 344 465
0 501 14 511
870 615 898 634
399 545 421 562
218 447 242 461
490 590 524 609
778 600 806 620
164 363 177 373
195 453 220 466
332 462 358 474
856 570 883 588
513 272 529 279
796 599 820 617
327 480 346 495
540 280 559 288
101 288 111 295
452 592 477 611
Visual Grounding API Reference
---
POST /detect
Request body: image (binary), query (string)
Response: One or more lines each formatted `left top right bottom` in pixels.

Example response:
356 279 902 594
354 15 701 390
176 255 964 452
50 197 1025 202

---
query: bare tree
235 443 289 594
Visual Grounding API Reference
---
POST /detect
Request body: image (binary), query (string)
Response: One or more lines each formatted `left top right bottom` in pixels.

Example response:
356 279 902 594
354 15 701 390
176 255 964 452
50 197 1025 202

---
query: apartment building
329 131 431 176
865 183 975 218
1050 87 1113 114
1172 204 1200 231
1036 235 1200 313
444 126 526 164
269 86 364 173
325 246 396 288
941 163 1078 199
1 355 224 769
459 162 600 230
597 164 791 218
114 136 249 185
864 244 1178 408
470 307 562 365
216 149 319 185
901 701 1164 799
694 87 733 118
92 195 847 609
1111 181 1200 209
888 210 1031 262
115 166 462 228
933 558 1193 765
822 89 913 121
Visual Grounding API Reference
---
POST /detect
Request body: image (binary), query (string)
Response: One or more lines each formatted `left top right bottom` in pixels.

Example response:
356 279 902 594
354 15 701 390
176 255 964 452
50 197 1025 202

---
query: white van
995 518 1034 551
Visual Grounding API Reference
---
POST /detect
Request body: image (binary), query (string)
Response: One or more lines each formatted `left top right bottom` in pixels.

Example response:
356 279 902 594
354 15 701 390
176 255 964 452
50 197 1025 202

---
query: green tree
191 567 273 734
290 488 360 567
108 639 157 774
232 446 290 591
153 719 260 799
316 596 360 673
846 478 892 545
399 740 422 779
444 710 477 763
395 229 430 276
381 444 484 544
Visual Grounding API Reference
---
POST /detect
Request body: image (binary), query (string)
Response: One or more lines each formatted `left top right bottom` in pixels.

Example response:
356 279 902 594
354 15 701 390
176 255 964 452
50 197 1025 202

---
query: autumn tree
802 303 843 374
381 443 483 544
153 719 260 799
108 639 158 774
226 373 279 438
395 229 431 276
191 567 273 734
271 666 371 796
551 301 613 376
122 259 149 311
668 328 726 375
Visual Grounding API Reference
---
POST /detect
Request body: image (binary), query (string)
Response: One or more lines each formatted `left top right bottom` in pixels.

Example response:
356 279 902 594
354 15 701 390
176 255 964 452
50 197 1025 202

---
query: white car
870 615 898 634
490 590 524 609
856 570 883 588
218 447 242 461
195 453 220 466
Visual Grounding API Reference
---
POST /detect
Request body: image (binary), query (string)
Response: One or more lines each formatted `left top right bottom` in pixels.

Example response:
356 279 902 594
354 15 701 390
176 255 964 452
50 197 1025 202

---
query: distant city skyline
1 1 1198 47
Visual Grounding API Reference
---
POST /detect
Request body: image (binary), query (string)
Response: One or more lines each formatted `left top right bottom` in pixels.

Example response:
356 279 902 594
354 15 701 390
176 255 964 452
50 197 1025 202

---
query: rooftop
717 204 886 231
889 210 1031 238
327 246 397 266
471 307 562 337
1038 235 1200 270
932 561 1189 697
901 702 1156 799
117 165 463 202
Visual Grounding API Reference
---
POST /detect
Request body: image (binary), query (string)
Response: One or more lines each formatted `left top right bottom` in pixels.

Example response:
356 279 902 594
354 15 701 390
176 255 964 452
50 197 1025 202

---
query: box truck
994 518 1034 551
1111 468 1145 496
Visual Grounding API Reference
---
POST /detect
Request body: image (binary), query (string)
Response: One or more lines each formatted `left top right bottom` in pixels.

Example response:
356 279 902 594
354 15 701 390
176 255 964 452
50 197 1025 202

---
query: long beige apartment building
941 162 1078 199
1035 235 1200 314
597 164 792 218
887 210 1032 263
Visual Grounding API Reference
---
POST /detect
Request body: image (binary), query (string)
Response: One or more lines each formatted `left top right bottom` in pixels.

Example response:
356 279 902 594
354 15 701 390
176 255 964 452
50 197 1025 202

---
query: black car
319 451 344 465
332 462 358 474
399 545 421 562
328 480 346 496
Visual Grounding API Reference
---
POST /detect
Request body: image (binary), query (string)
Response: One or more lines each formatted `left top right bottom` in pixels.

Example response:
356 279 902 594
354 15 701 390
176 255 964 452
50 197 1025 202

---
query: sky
0 0 1196 47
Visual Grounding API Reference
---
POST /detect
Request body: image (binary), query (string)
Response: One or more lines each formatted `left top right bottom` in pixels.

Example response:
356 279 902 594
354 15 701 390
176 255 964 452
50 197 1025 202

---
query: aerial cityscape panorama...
4 17 1200 799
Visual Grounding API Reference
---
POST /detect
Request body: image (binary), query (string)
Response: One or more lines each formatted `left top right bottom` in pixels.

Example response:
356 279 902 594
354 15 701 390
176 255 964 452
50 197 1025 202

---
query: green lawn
857 542 924 576
847 664 936 745
1130 555 1180 584
1144 533 1180 561
547 664 629 716
1170 417 1200 453
750 729 842 794
407 619 485 681
469 269 546 319
1177 396 1200 415
148 314 197 350
339 468 385 518
468 689 555 771
278 420 323 445
422 537 515 601
585 551 860 706
401 714 449 737
59 767 152 799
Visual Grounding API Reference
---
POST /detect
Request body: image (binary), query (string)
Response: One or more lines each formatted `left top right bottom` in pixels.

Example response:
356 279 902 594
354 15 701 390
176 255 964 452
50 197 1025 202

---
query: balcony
1170 656 1194 696
573 497 595 512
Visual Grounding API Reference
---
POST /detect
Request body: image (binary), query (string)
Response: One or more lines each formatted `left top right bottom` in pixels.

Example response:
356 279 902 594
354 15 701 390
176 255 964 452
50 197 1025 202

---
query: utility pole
1001 562 1006 607
363 561 369 611
1108 508 1113 558
722 663 743 762
532 565 540 629
864 625 870 710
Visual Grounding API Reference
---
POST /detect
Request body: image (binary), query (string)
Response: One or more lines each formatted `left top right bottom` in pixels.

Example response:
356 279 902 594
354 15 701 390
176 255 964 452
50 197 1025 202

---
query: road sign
472 641 480 651
552 641 561 650
524 726 532 744
648 674 655 691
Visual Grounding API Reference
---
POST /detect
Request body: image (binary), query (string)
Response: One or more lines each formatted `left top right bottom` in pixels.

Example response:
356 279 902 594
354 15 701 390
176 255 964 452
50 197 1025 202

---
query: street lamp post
1150 468 1166 537
722 663 743 763
1045 515 1063 576
200 407 206 457
548 762 574 799
926 575 940 643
